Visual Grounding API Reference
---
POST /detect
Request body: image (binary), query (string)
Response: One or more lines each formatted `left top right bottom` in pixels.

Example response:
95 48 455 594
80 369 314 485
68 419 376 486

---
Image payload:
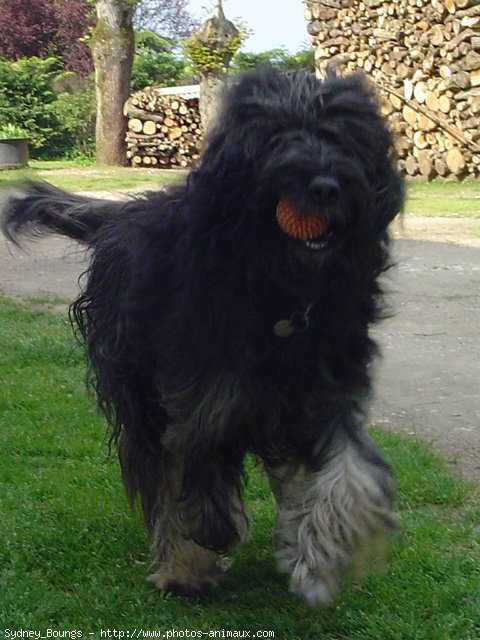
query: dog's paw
148 558 230 596
288 562 338 607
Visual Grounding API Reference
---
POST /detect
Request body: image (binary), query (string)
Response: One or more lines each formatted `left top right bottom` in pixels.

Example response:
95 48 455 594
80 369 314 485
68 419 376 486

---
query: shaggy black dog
2 67 404 606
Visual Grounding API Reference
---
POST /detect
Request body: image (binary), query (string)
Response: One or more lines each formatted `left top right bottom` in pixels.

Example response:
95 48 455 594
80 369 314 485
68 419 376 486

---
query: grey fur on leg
266 424 397 607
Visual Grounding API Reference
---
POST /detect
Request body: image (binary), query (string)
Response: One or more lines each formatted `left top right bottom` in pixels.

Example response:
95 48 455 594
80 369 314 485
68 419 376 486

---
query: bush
0 123 29 138
50 86 96 158
0 57 95 159
0 57 60 154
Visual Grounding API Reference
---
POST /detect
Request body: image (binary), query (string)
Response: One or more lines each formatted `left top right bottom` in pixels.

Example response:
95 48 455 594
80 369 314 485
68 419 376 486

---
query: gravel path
1 199 478 482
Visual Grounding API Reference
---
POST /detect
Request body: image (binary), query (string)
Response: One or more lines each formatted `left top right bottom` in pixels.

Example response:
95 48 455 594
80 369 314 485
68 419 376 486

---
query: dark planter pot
0 138 29 169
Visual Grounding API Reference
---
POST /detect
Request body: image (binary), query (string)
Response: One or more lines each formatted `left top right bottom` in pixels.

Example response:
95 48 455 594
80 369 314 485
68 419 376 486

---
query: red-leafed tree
0 0 57 59
52 0 95 74
0 0 94 75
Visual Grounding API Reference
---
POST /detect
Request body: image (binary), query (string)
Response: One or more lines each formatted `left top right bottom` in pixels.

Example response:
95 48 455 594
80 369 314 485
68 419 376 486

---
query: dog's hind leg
265 414 397 606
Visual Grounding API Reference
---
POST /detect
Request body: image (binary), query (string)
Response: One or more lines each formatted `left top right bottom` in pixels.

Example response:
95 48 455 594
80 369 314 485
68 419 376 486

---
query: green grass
0 296 479 638
1 161 479 219
0 160 185 192
405 180 480 218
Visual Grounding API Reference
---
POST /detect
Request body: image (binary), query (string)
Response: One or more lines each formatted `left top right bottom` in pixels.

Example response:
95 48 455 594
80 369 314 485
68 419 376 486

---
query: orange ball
276 200 329 240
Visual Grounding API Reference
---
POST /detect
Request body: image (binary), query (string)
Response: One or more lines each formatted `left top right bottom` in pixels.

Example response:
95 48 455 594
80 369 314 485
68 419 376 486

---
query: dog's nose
308 177 340 207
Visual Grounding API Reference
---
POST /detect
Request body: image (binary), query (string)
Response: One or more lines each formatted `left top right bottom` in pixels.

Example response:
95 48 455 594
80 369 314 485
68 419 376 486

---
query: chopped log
425 91 440 111
417 150 435 178
418 113 437 131
439 95 452 112
128 118 143 133
430 25 445 46
403 104 418 124
414 81 428 102
170 127 183 140
434 157 448 176
405 155 419 175
143 121 157 135
446 147 466 174
413 131 429 148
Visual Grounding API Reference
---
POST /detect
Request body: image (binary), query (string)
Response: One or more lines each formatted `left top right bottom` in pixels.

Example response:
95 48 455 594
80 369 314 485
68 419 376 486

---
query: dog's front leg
148 453 239 595
265 414 397 606
148 446 249 596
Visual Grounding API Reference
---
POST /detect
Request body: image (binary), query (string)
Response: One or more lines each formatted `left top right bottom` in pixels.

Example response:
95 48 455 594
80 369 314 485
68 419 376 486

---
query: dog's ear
321 73 404 231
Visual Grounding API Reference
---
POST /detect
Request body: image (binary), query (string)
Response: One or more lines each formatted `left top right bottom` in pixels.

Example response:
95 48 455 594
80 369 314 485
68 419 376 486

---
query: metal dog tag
273 319 295 338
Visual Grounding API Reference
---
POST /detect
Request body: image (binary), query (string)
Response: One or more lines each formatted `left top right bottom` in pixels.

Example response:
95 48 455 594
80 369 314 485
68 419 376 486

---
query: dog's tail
1 181 121 246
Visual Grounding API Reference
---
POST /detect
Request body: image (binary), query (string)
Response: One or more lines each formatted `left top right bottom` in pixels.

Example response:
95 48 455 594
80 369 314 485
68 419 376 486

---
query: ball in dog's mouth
276 200 331 250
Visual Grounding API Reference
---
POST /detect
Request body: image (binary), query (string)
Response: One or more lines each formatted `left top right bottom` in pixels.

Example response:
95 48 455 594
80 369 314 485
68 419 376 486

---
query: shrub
0 123 29 138
50 85 96 158
0 57 96 159
0 57 60 154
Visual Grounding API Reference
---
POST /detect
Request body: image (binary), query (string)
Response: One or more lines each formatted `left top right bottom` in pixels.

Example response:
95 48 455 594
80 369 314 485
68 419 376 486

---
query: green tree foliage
132 31 187 90
231 48 315 74
0 58 60 153
50 85 96 157
0 57 95 158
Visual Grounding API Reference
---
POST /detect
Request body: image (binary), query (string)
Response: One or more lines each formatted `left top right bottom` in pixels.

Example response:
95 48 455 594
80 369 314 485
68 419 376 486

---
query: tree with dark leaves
53 0 95 75
0 0 57 59
0 0 93 75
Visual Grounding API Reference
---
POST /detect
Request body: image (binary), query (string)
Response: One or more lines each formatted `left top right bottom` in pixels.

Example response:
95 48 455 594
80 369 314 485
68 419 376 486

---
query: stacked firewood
124 85 203 168
305 0 480 179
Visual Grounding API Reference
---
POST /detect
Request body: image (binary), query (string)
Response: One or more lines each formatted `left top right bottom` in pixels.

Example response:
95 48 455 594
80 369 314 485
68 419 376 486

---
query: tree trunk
194 0 239 137
199 72 228 136
90 0 135 165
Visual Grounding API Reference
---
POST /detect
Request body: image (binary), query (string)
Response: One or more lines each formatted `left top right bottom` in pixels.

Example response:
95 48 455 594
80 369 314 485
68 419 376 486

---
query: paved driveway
372 239 479 481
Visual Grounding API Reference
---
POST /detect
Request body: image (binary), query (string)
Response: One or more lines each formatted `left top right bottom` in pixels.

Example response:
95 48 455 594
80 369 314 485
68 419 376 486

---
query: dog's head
193 67 404 275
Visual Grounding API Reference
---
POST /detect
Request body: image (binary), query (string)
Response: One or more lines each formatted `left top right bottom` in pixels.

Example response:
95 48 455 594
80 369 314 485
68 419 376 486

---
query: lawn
0 296 479 638
404 180 480 218
0 159 184 193
0 161 479 220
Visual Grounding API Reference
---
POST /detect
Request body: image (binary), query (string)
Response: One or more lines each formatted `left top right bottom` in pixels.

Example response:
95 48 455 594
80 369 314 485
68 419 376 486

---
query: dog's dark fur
2 67 404 605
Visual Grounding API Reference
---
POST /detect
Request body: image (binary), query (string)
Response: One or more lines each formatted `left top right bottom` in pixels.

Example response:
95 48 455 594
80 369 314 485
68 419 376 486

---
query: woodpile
305 0 480 179
124 85 203 168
